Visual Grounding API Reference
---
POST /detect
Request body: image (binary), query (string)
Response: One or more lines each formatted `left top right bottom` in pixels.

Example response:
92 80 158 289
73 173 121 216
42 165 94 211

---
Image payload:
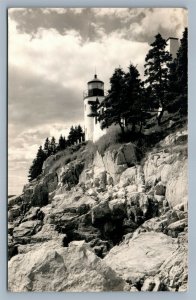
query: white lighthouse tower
83 74 105 141
166 37 179 59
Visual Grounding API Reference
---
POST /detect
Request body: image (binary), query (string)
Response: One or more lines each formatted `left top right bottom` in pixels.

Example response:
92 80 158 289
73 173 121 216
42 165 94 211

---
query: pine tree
28 146 46 181
77 125 84 143
122 64 144 132
58 135 67 151
175 27 188 115
68 126 75 145
58 134 67 151
99 67 126 134
176 28 188 94
165 28 188 116
144 33 172 124
43 137 50 157
50 136 57 154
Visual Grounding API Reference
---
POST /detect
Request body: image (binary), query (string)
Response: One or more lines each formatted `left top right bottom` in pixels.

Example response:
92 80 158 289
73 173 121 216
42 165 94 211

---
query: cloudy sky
8 7 187 195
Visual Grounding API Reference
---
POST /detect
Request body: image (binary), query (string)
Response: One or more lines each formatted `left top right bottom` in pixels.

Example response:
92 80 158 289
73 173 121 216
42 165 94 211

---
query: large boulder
93 143 137 184
126 192 154 224
17 224 67 254
31 182 49 207
8 205 21 222
133 208 187 238
51 191 96 215
91 200 110 224
156 243 188 291
22 207 44 222
160 164 172 184
30 224 66 244
8 240 125 292
22 180 49 208
143 152 166 186
43 172 58 193
115 143 137 166
13 220 42 244
8 234 18 260
159 129 188 148
104 232 178 283
60 161 84 189
119 167 137 188
166 159 188 210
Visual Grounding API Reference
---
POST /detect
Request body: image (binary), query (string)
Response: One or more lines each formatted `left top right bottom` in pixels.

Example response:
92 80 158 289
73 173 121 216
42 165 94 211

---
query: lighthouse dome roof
88 74 104 84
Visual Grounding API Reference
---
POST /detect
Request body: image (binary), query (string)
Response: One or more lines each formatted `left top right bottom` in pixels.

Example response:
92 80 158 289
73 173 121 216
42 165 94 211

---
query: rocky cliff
8 126 188 292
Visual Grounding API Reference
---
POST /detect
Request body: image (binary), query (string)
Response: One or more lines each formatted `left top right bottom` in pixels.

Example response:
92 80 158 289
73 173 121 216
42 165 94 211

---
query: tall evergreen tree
144 33 172 124
165 28 188 115
175 27 188 115
50 136 57 154
28 146 46 181
122 64 144 132
76 125 83 143
99 67 126 134
43 137 51 157
58 135 67 151
176 28 188 94
68 126 76 145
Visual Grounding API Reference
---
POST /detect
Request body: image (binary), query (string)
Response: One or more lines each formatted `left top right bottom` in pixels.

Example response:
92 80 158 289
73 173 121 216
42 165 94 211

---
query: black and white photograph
8 7 188 292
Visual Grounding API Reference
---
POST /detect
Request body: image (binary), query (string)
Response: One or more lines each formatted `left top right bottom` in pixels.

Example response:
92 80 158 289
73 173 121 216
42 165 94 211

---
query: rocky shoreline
8 127 188 292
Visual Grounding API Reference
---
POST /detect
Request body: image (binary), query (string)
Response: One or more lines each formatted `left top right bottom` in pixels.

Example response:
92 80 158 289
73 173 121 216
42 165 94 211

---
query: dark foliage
28 146 47 181
166 28 188 115
144 33 172 124
99 67 125 133
67 125 85 145
28 29 187 182
28 125 85 181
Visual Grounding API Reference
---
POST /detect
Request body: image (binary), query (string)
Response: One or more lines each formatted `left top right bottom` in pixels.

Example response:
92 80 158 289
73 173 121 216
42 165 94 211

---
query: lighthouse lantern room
83 74 105 141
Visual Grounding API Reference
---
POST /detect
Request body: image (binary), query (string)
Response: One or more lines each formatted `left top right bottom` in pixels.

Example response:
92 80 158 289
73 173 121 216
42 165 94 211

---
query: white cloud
8 8 187 194
42 8 84 15
8 17 150 194
9 18 149 89
129 8 187 41
93 8 130 18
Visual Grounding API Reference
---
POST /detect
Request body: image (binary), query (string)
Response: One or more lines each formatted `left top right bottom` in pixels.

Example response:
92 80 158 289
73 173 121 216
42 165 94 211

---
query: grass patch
94 127 122 156
47 142 87 173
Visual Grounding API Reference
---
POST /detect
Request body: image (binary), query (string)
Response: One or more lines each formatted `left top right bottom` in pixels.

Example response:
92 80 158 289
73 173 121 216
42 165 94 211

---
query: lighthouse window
88 82 103 90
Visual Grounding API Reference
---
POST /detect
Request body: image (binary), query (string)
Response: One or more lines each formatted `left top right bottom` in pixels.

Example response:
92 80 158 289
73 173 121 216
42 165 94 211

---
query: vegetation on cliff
28 28 187 196
28 125 85 181
99 28 187 133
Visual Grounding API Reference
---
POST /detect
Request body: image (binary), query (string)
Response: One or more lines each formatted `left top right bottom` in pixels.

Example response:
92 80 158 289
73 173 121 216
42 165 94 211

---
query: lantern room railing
83 89 108 99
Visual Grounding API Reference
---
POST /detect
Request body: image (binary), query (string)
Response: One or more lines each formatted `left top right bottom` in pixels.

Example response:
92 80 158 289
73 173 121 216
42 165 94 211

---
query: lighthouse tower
166 37 179 59
83 74 105 141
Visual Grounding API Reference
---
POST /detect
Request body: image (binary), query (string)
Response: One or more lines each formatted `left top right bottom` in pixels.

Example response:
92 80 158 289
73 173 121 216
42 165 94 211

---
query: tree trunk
157 107 164 125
